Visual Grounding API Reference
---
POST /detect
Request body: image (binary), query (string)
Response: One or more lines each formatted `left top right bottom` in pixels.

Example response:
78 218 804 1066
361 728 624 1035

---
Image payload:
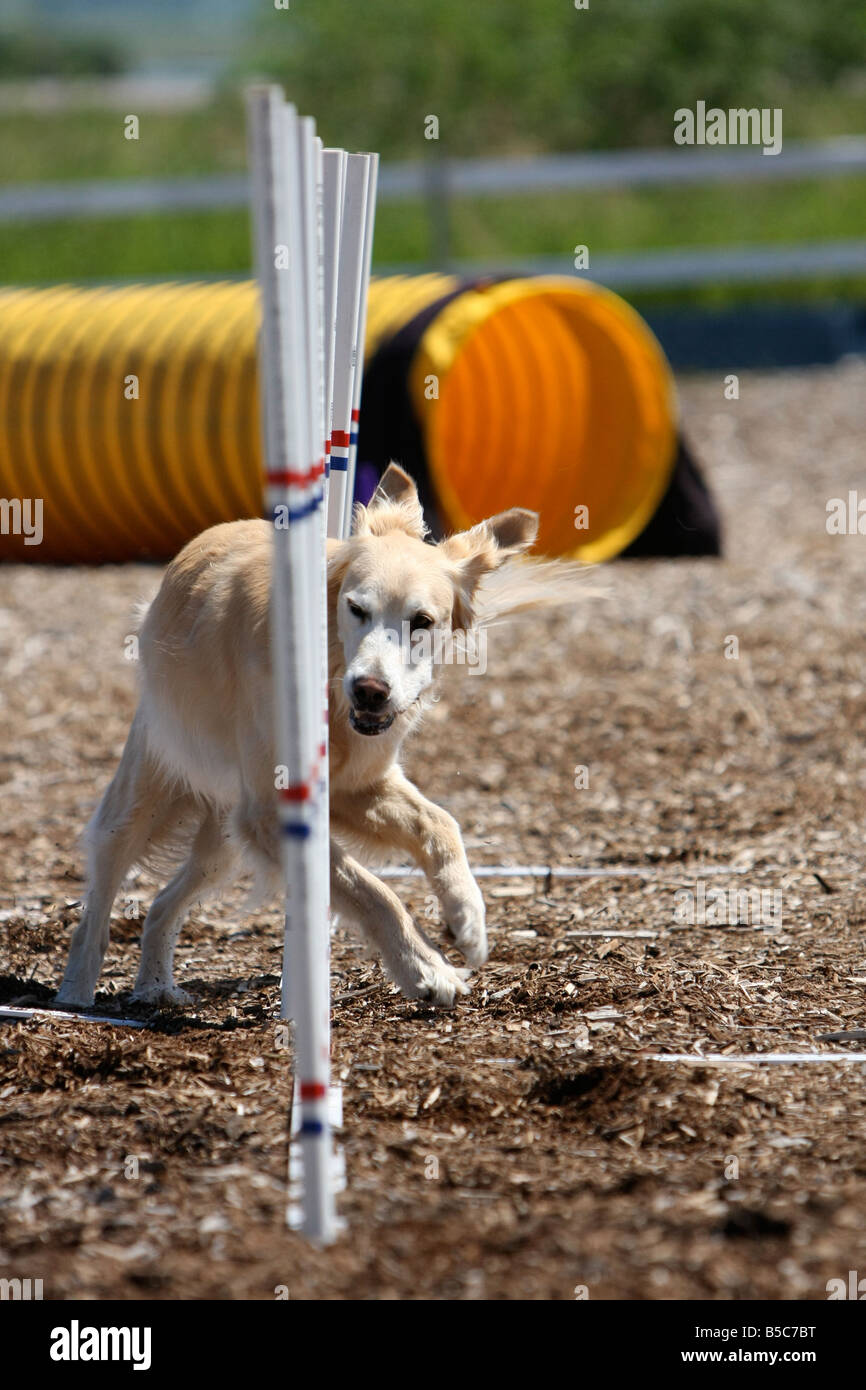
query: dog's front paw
390 950 471 1007
131 980 192 1007
442 878 488 967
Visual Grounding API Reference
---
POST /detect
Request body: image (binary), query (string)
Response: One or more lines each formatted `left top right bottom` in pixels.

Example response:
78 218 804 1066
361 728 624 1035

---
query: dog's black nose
352 676 390 712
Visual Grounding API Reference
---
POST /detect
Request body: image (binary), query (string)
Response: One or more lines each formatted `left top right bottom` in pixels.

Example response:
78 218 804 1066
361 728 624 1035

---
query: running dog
57 465 573 1009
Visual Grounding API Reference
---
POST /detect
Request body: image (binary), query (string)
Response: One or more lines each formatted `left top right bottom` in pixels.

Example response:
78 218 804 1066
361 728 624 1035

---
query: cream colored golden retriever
57 465 573 1011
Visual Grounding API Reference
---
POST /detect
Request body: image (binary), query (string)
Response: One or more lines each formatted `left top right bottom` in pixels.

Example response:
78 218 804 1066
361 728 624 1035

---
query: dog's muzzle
350 707 396 736
349 676 395 736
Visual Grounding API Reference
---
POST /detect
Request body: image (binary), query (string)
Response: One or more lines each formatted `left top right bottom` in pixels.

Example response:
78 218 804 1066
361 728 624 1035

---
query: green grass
0 102 249 184
2 177 865 310
448 177 866 259
2 91 865 185
0 211 254 284
1 101 865 308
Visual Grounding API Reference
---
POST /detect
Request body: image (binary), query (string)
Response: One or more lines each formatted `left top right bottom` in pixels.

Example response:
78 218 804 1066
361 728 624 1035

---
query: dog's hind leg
57 711 176 1008
132 806 234 1006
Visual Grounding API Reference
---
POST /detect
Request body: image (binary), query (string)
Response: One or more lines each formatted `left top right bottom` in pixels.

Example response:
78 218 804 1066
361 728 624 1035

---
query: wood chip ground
1 362 865 1299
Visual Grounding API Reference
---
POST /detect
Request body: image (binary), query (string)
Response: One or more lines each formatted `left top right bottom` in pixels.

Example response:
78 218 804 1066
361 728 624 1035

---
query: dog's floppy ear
440 507 539 629
351 463 427 540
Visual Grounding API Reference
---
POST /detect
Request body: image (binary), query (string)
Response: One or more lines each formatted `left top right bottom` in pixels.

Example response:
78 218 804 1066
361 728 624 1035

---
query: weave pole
246 86 334 1244
326 152 372 538
247 85 379 1243
321 148 347 470
341 153 379 539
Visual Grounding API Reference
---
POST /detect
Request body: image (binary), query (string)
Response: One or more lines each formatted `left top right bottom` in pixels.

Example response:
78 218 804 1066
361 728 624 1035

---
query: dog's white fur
56 465 578 1010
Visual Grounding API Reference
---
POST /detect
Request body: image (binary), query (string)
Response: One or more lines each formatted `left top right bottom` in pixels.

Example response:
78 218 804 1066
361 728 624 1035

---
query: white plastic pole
321 148 347 474
326 153 371 538
291 115 328 1043
310 131 333 1070
341 152 379 539
246 85 335 1245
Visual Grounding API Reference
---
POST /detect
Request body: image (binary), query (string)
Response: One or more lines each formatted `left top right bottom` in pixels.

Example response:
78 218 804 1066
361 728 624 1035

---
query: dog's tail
473 557 603 630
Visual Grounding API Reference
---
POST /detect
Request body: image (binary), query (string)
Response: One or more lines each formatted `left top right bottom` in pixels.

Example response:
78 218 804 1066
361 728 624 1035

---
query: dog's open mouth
350 708 397 737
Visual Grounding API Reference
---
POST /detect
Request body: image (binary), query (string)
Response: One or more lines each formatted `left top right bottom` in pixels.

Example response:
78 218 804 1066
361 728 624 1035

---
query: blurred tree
0 30 125 78
240 0 866 155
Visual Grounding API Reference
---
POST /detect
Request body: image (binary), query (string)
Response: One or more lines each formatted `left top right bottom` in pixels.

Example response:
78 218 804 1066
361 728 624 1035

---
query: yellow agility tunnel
0 274 680 564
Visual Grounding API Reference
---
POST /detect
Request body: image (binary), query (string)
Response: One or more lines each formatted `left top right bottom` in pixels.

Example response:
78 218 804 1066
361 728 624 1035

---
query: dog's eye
410 612 434 632
348 601 368 622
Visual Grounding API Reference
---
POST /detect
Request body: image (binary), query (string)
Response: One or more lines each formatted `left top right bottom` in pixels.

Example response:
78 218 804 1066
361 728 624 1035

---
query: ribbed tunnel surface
0 276 677 563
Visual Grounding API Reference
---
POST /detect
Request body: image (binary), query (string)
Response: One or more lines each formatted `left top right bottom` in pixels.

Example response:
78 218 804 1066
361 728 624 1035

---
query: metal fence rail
457 240 866 290
2 137 865 289
3 138 866 223
379 138 866 198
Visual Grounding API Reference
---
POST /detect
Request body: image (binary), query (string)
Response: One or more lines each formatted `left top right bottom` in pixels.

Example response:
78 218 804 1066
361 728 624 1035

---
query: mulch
1 360 865 1299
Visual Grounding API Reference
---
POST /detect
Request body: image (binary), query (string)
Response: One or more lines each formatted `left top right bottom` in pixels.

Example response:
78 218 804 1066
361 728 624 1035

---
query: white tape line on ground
0 1005 148 1028
650 1053 866 1065
376 864 760 880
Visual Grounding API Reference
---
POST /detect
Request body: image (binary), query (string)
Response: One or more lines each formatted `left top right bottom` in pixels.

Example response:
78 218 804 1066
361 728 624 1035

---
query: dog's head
331 464 538 737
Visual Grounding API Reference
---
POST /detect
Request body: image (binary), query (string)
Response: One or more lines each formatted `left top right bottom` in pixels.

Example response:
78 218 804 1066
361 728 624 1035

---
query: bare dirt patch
1 361 865 1299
